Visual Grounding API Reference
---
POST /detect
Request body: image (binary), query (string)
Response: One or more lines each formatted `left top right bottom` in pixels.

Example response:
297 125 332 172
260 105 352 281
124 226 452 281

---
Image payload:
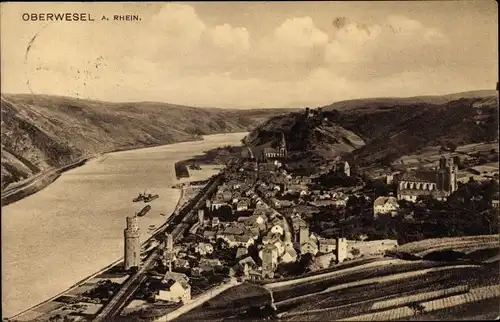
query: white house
194 243 214 256
280 245 298 263
373 196 400 218
156 272 191 303
270 222 284 236
236 200 249 211
319 239 337 254
300 239 319 256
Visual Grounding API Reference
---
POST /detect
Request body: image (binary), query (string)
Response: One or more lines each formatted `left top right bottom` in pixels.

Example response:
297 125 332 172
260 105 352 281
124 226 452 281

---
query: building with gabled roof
156 272 191 303
373 196 400 218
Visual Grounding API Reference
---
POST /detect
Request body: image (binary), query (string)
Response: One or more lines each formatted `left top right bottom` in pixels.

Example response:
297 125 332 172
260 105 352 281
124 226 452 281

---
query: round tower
124 216 141 270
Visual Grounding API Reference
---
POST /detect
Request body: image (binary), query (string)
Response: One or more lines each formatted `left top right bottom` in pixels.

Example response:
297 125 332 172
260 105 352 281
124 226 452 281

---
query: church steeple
279 131 287 159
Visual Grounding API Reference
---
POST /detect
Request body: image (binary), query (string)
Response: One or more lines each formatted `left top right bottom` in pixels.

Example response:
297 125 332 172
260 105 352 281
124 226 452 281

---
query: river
1 132 247 318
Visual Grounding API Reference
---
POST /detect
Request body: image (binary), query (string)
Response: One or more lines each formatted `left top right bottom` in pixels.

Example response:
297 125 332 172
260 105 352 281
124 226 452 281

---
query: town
6 107 498 322
112 121 498 320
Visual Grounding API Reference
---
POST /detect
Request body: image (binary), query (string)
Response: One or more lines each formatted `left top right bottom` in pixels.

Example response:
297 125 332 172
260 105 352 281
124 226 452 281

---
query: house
234 234 256 248
492 199 499 208
333 198 347 207
221 224 245 236
232 262 251 278
255 200 267 210
249 214 267 226
203 230 216 242
156 272 191 303
300 239 319 256
280 245 298 263
319 239 337 253
194 243 214 256
198 258 222 270
373 196 400 218
212 217 220 228
175 259 190 269
238 255 257 268
262 232 281 245
211 198 227 211
236 199 249 211
236 247 248 259
269 218 285 236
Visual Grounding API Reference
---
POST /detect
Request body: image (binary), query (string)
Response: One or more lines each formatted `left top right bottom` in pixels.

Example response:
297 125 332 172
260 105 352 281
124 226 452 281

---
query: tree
447 141 458 152
351 248 360 256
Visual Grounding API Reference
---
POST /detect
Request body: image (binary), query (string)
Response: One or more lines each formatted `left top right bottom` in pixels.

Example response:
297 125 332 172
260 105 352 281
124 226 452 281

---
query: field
278 265 499 321
401 297 500 320
396 235 499 255
271 260 457 302
174 283 272 322
169 244 499 322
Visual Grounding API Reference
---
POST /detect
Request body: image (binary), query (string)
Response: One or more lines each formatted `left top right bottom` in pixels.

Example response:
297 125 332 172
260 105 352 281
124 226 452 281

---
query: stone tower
299 225 309 246
198 209 205 227
262 245 277 278
336 237 347 263
124 215 141 270
436 156 458 194
164 233 174 272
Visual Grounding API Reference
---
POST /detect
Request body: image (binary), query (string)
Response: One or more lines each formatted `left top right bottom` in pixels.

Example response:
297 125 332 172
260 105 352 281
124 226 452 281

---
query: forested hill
244 91 498 167
0 93 296 189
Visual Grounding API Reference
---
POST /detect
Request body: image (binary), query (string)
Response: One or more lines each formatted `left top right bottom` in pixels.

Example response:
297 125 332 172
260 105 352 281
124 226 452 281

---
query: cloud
323 15 449 78
150 3 206 43
325 22 382 63
4 2 493 109
208 24 250 53
257 16 329 63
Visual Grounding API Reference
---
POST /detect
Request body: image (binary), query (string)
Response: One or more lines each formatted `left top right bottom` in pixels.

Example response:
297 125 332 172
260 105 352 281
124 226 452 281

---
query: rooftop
399 170 436 183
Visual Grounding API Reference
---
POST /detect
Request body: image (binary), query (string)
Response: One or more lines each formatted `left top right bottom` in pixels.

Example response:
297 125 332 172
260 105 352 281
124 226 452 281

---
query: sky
1 1 498 109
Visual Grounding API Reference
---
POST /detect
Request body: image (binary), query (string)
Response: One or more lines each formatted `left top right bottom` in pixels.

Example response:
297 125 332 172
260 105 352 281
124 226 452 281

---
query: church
244 132 288 162
397 156 458 202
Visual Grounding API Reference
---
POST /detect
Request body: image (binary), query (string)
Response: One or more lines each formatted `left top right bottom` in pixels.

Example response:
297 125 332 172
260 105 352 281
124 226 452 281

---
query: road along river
1 132 247 318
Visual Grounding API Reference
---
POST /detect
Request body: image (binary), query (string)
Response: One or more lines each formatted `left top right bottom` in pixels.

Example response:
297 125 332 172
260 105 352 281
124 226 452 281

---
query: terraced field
174 283 271 322
401 297 500 321
396 235 499 255
272 260 462 303
278 265 499 321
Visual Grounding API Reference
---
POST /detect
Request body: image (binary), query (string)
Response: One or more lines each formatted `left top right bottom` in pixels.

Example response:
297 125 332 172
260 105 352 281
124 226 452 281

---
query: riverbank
1 156 92 207
7 173 218 321
1 135 208 208
2 132 247 318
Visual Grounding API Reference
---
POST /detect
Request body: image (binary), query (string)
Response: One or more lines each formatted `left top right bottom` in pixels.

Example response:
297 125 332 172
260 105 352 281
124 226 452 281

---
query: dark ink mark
333 16 348 29
24 23 50 95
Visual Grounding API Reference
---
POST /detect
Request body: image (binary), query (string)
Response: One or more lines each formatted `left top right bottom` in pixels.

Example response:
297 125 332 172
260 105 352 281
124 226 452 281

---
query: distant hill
321 90 498 112
0 94 296 189
245 91 498 168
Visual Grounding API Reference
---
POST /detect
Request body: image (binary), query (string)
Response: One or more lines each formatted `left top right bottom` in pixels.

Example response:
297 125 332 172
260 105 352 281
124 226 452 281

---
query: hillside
244 91 498 168
0 94 294 190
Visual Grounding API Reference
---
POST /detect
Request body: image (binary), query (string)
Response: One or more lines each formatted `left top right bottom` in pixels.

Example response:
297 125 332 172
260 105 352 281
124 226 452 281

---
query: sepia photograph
1 1 499 321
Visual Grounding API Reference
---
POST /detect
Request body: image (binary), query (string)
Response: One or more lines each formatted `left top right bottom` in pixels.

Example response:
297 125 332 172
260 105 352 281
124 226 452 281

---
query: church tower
278 131 287 159
436 156 457 194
